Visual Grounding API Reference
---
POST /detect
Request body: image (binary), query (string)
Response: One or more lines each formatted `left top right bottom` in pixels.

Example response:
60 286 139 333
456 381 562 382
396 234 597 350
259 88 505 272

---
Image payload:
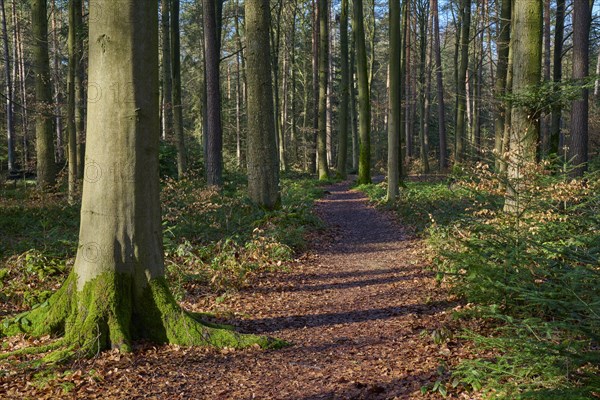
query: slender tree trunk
387 0 401 201
540 0 551 154
317 0 329 180
569 0 591 177
336 0 349 179
455 0 470 164
32 0 57 188
171 0 187 178
246 0 281 208
494 0 511 170
432 0 447 171
14 0 29 167
161 0 173 140
1 0 15 173
75 0 85 180
418 4 430 174
399 0 407 173
67 0 80 202
350 33 359 171
549 0 565 156
310 0 318 174
354 0 371 184
405 1 413 159
50 0 63 163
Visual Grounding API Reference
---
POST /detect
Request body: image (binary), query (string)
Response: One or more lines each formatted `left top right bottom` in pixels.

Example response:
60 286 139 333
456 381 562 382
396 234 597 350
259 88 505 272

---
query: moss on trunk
2 272 284 362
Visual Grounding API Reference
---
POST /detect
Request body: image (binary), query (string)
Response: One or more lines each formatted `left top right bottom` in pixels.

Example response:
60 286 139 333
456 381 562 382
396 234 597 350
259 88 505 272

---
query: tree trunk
455 0 471 164
494 0 511 170
568 0 591 177
505 0 542 213
246 0 281 209
418 3 430 174
5 0 276 358
549 0 564 156
1 0 15 173
50 0 63 163
317 0 329 180
161 0 173 140
203 0 223 186
75 0 85 180
432 0 447 171
336 0 349 179
310 0 318 174
32 0 57 188
171 0 187 178
67 0 81 202
353 0 371 184
387 0 401 201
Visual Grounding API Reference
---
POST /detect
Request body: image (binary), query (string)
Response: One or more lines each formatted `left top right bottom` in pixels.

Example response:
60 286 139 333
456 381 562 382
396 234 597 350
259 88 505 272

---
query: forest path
177 180 465 399
7 181 465 399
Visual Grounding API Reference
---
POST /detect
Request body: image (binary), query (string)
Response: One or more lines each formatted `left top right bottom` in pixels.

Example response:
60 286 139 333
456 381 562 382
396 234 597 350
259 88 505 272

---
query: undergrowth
0 171 325 317
359 166 600 399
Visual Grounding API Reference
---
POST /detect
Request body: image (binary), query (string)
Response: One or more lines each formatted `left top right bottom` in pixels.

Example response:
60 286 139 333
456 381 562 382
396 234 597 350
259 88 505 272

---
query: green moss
136 277 287 349
2 272 286 363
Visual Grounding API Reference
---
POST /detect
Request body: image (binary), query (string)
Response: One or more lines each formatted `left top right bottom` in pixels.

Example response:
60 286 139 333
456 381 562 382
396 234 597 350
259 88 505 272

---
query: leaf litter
0 181 477 399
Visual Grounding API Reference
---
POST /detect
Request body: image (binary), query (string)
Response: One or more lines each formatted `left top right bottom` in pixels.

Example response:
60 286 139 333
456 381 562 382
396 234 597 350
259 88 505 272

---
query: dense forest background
1 0 599 184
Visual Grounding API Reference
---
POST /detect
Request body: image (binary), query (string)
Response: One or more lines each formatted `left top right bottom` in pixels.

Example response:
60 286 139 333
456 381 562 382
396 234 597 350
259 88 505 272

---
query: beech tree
505 0 542 213
4 0 275 358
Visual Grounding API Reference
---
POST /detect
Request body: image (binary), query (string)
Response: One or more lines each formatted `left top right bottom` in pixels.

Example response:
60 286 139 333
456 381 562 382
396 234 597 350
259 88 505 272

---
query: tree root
1 272 286 363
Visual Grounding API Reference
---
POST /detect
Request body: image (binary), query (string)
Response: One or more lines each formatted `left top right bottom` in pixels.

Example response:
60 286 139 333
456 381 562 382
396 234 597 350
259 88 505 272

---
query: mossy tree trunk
3 0 276 360
336 0 349 179
317 0 329 181
32 0 57 188
505 0 542 213
387 0 401 201
353 0 371 184
245 0 281 209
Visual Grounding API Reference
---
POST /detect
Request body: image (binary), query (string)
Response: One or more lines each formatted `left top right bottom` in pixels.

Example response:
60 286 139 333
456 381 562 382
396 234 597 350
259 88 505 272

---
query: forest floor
1 180 474 399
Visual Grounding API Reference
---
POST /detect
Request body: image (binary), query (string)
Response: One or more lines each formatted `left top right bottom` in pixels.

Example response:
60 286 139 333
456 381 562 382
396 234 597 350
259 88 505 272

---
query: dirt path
2 181 465 399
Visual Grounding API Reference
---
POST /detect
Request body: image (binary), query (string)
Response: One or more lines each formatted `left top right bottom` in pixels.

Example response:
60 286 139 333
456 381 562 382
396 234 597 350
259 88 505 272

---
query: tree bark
432 0 447 171
161 0 173 140
1 0 15 173
203 0 223 186
246 0 281 209
171 0 187 178
336 0 349 179
67 0 81 202
549 0 565 156
317 0 329 180
353 0 371 184
455 0 470 164
568 0 591 177
387 0 401 201
32 0 57 188
505 0 542 213
494 0 511 170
